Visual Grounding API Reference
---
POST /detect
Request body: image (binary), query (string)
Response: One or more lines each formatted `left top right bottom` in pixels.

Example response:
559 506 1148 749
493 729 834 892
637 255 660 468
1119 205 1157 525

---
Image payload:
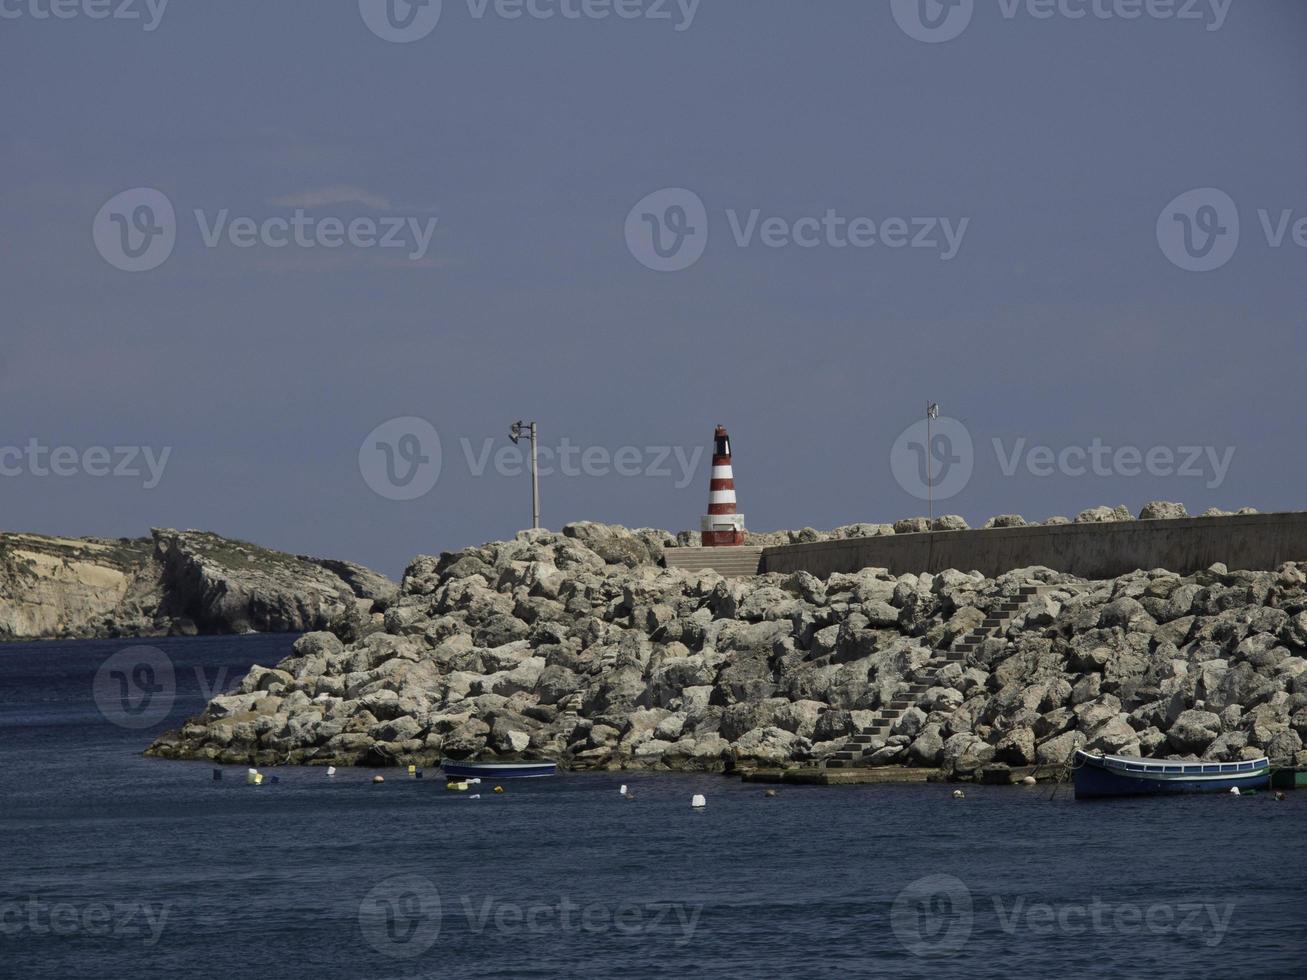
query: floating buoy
372 775 385 784
1275 791 1286 802
407 765 417 777
1021 776 1037 786
952 789 966 799
1229 786 1240 796
269 775 280 784
691 794 707 809
469 778 481 785
446 780 469 792
764 789 777 798
494 786 504 794
469 794 481 800
327 766 337 777
212 769 222 781
246 768 261 785
620 784 628 796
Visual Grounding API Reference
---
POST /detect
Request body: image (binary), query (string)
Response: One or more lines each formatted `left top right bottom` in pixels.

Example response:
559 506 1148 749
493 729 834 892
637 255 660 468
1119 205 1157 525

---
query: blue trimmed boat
1073 750 1270 799
439 760 557 779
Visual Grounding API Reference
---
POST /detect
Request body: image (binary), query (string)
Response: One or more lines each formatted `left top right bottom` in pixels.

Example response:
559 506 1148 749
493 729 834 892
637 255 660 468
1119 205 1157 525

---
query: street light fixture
509 420 540 530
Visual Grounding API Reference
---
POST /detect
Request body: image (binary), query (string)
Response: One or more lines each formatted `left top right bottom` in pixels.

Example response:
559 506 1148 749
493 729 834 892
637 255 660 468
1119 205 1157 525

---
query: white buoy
1021 775 1037 786
246 768 260 785
1229 786 1241 796
469 794 481 800
469 778 481 785
952 789 966 799
691 794 706 809
326 766 337 777
620 784 628 796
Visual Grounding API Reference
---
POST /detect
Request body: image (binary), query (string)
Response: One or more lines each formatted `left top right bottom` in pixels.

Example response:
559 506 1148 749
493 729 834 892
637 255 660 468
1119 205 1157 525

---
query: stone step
982 617 1004 628
1017 586 1041 596
886 700 909 710
663 547 764 578
830 750 862 761
851 733 876 744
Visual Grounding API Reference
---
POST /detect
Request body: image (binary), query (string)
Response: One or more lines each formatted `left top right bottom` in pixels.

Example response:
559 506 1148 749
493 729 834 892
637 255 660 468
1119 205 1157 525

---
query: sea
1 634 1304 979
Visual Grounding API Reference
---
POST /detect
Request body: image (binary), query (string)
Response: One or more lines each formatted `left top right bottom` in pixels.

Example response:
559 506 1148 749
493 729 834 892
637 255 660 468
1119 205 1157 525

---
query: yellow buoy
408 765 417 776
494 786 504 794
446 780 468 791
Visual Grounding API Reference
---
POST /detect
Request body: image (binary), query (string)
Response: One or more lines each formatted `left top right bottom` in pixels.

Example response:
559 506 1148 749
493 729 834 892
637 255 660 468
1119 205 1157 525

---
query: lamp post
510 420 540 530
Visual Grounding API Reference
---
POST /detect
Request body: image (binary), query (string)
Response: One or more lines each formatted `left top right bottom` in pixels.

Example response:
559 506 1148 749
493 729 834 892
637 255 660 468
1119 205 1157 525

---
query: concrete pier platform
739 766 942 785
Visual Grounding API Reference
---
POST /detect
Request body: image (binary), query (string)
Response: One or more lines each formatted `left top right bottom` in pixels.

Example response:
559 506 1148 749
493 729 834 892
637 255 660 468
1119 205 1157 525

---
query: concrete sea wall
760 512 1307 579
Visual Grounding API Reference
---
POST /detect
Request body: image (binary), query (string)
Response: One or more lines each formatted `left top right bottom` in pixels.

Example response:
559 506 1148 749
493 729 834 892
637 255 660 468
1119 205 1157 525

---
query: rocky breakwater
148 523 1307 777
0 529 395 640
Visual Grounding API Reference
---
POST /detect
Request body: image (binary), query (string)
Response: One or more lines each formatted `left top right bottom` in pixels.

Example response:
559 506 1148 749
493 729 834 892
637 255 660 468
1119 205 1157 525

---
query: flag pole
926 401 933 527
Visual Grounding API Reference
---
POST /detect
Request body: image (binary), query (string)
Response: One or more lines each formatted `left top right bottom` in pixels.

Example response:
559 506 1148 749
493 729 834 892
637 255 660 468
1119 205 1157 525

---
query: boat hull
1073 751 1270 799
439 760 557 779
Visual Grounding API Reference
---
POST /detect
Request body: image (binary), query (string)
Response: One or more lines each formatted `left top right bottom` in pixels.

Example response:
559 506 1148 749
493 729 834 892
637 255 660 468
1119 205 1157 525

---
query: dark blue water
2 636 1304 979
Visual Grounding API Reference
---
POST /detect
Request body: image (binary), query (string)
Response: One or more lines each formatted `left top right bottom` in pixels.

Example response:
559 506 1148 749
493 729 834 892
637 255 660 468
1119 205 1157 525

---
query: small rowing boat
1073 750 1270 799
439 760 557 779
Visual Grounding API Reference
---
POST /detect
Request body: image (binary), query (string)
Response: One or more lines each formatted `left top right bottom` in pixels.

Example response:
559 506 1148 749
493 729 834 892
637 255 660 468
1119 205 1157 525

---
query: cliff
0 529 396 641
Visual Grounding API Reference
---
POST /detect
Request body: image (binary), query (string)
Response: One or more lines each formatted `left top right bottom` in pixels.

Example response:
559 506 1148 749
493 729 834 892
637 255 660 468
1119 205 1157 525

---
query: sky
2 0 1305 579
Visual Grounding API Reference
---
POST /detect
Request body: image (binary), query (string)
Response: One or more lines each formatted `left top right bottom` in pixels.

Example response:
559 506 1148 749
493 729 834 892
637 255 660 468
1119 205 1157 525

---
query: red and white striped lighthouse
700 424 746 546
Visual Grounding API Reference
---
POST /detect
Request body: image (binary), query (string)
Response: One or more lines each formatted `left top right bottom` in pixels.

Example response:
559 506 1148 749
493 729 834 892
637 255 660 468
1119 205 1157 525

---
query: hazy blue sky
3 0 1305 578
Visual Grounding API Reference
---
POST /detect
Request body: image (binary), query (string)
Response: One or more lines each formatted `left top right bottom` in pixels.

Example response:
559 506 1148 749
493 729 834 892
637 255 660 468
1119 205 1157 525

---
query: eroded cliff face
0 535 157 638
0 529 395 641
147 523 1307 774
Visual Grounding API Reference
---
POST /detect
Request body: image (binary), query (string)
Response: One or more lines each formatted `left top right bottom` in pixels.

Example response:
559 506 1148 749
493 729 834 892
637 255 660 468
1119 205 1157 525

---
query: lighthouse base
700 514 746 548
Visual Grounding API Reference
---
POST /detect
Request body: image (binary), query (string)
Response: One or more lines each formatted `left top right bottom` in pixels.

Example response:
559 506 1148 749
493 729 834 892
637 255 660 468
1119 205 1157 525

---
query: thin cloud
268 185 392 209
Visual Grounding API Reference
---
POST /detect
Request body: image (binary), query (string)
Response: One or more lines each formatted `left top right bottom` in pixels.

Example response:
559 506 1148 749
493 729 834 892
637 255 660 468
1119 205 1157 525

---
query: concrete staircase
824 584 1047 769
664 546 764 578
